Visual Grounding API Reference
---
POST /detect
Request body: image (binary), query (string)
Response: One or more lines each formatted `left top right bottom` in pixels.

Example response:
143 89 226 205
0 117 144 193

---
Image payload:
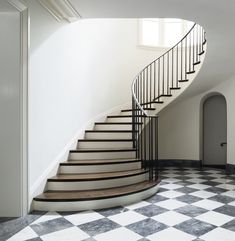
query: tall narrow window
139 18 194 48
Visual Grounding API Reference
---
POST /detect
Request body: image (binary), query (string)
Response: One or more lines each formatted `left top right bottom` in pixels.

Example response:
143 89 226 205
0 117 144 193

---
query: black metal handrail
131 22 206 181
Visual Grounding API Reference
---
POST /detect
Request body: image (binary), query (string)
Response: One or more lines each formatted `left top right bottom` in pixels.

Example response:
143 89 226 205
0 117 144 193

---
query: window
139 18 194 48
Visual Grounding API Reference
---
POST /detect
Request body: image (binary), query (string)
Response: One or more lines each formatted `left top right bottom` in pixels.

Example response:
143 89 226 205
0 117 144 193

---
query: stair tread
34 180 159 201
85 130 137 132
48 169 147 181
70 148 136 152
121 108 156 112
62 158 141 165
78 139 134 142
107 115 145 118
95 122 142 125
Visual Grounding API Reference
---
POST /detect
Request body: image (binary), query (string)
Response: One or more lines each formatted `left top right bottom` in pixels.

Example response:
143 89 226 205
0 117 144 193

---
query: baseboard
158 159 202 168
226 164 235 174
29 101 130 209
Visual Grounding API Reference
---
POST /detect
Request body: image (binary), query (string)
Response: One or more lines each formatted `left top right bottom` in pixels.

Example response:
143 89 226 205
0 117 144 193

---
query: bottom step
33 180 160 211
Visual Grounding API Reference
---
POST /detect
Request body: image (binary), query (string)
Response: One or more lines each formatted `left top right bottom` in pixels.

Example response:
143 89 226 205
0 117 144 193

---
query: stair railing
131 22 206 181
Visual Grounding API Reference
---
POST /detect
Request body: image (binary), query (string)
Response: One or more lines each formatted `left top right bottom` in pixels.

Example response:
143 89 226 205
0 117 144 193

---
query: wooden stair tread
78 139 134 142
34 180 159 202
48 169 147 181
70 148 136 153
95 122 142 125
107 115 145 118
62 158 141 165
121 108 155 112
85 130 136 132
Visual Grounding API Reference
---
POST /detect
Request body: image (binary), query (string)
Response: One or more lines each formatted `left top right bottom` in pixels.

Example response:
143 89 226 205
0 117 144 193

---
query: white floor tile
125 201 150 210
108 210 147 226
191 190 217 199
94 227 142 241
193 199 224 210
196 211 233 226
155 199 186 210
41 226 89 241
158 190 184 199
223 191 235 198
187 178 206 183
216 184 235 190
7 227 38 241
188 183 211 190
64 210 103 225
147 227 195 241
152 211 190 226
200 227 235 241
228 201 235 206
161 178 181 183
160 183 183 190
32 212 62 224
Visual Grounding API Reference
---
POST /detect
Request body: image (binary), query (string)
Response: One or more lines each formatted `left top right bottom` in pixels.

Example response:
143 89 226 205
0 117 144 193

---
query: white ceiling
68 0 235 98
0 0 17 12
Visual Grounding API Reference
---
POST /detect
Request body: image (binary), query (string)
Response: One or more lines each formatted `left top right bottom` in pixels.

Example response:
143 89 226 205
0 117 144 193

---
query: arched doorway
203 94 227 168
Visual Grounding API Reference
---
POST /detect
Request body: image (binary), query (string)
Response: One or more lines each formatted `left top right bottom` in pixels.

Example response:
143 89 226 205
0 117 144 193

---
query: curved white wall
27 1 166 196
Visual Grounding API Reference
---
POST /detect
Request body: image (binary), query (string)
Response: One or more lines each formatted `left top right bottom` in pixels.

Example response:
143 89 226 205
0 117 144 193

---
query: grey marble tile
175 205 208 217
175 181 196 186
197 176 216 181
175 187 198 194
175 219 216 236
201 181 221 186
78 218 120 236
96 206 127 217
27 238 43 241
204 187 227 194
222 219 235 232
175 195 203 204
0 217 17 224
30 217 73 236
0 212 45 241
82 238 97 241
214 205 235 217
127 218 168 237
135 204 168 217
137 239 150 241
144 194 168 203
57 211 83 216
209 195 235 204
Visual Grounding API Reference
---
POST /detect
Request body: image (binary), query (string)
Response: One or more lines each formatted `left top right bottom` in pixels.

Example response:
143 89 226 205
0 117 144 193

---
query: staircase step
85 130 135 140
60 158 141 174
94 122 140 131
199 50 205 55
140 101 164 106
193 61 201 65
69 147 136 160
46 169 148 191
178 79 189 83
77 139 134 149
186 70 196 74
121 108 155 112
33 180 160 211
170 87 181 90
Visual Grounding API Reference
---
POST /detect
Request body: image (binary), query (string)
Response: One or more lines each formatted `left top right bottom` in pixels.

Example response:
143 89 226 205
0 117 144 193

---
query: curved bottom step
33 180 160 211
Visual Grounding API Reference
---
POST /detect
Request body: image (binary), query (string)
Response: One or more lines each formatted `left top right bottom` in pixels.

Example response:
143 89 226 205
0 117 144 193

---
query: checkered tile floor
3 167 235 241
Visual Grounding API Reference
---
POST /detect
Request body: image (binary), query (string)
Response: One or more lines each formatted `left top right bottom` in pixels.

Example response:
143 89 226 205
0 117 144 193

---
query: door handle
220 142 227 147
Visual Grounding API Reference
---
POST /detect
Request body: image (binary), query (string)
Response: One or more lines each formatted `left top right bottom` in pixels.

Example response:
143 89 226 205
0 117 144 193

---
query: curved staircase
33 22 206 211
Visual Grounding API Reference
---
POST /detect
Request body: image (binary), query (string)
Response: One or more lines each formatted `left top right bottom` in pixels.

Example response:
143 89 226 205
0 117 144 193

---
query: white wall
0 12 21 216
27 1 165 197
159 75 235 166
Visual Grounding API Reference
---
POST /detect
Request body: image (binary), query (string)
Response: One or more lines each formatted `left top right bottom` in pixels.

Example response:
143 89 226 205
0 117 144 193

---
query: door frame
8 0 29 215
200 92 227 168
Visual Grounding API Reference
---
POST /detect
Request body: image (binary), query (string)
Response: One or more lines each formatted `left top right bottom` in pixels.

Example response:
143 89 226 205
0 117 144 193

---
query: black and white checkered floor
1 167 235 241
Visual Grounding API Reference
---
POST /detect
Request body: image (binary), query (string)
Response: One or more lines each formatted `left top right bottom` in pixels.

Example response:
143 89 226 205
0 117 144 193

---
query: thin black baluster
172 49 174 88
163 56 165 94
158 60 160 99
167 52 169 95
181 40 183 81
176 45 178 87
193 27 195 70
154 61 156 101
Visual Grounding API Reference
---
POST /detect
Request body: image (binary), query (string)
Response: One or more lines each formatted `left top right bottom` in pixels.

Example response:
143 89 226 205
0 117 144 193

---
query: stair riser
59 162 141 174
94 124 132 130
69 151 136 160
107 117 132 123
33 184 159 211
47 173 148 191
85 132 133 139
77 141 133 149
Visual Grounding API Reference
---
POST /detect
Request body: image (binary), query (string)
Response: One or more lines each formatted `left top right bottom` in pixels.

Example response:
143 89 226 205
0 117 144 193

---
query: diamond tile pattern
4 167 235 241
